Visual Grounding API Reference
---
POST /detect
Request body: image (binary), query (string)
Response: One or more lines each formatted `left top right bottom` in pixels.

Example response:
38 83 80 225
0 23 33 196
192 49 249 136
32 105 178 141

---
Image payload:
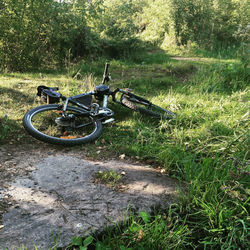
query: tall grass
90 53 249 249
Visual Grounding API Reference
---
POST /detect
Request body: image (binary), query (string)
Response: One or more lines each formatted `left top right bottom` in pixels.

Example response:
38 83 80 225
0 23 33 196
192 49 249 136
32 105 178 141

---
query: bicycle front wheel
121 95 175 120
23 104 103 146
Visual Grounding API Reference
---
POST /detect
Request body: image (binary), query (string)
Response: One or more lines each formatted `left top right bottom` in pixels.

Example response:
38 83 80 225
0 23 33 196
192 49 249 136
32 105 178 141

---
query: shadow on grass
0 86 34 105
0 87 36 143
0 117 23 144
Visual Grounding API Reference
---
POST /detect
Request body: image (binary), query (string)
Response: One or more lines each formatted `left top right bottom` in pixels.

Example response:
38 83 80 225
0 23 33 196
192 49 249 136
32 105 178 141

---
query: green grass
93 170 122 189
0 50 249 249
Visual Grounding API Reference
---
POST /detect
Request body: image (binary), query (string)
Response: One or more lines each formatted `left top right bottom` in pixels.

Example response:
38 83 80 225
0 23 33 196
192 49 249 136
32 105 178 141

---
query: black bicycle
23 63 175 146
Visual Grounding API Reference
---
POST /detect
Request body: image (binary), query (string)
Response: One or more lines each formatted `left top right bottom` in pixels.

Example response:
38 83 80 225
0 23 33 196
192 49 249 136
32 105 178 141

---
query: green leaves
71 235 94 249
139 211 151 224
0 0 90 71
71 236 82 246
83 236 94 247
1 0 248 71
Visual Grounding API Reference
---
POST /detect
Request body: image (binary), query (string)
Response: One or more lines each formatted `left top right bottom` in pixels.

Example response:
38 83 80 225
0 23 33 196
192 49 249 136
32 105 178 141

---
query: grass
93 170 122 189
0 49 249 249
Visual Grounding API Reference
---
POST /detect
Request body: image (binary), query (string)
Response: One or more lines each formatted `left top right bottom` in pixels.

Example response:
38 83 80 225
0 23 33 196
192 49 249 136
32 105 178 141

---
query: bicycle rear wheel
23 104 103 146
120 95 175 120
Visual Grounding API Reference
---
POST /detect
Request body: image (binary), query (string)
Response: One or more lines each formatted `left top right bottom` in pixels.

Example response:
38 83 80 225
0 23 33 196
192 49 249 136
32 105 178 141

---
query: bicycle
23 63 175 146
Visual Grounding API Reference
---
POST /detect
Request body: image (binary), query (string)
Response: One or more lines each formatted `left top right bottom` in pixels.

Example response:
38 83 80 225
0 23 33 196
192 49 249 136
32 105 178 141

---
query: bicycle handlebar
102 62 110 84
104 62 109 76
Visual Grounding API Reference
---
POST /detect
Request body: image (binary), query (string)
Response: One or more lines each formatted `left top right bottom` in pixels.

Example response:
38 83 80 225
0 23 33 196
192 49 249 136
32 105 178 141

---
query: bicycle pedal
102 118 115 124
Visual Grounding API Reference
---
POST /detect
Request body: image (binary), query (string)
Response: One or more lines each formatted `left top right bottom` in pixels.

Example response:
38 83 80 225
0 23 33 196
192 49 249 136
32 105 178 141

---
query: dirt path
171 56 205 61
0 144 178 249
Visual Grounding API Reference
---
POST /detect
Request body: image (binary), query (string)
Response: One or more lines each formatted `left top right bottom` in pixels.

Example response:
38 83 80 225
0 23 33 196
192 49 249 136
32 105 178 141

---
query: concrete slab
0 155 177 249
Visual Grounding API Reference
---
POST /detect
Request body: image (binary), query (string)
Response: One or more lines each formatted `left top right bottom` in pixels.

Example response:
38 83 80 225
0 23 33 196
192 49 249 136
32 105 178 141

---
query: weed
93 170 122 189
68 235 94 250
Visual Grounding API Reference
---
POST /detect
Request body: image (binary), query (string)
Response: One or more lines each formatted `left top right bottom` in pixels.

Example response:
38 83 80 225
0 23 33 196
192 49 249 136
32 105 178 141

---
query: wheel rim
28 106 98 141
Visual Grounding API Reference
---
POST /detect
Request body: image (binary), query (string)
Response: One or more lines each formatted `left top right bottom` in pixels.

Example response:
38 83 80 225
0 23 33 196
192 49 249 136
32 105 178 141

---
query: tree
0 0 88 71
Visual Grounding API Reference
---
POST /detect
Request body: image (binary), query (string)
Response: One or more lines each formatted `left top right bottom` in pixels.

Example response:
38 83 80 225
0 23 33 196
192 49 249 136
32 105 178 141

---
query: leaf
139 211 151 224
96 242 107 250
121 171 126 176
83 235 94 247
119 154 126 160
129 222 142 233
71 236 82 246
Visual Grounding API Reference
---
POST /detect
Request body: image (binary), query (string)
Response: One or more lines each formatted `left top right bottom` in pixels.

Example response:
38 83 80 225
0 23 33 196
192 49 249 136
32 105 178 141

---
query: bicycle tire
120 95 175 119
23 104 103 146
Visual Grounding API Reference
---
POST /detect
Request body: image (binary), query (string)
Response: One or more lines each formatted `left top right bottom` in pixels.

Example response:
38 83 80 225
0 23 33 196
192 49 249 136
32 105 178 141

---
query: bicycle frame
58 62 155 123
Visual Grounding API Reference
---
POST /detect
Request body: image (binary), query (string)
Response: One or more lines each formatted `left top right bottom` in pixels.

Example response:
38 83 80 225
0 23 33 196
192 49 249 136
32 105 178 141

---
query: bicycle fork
101 94 115 124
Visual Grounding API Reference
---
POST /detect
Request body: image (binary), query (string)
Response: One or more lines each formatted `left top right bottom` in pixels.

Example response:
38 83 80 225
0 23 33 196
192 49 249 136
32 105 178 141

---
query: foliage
137 0 174 45
0 0 95 71
87 0 145 58
1 0 249 71
70 235 94 250
137 0 250 49
1 0 63 70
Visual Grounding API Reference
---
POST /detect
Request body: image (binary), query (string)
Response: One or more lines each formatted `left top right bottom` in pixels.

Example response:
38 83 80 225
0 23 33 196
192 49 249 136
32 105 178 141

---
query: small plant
93 170 122 189
69 235 94 250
